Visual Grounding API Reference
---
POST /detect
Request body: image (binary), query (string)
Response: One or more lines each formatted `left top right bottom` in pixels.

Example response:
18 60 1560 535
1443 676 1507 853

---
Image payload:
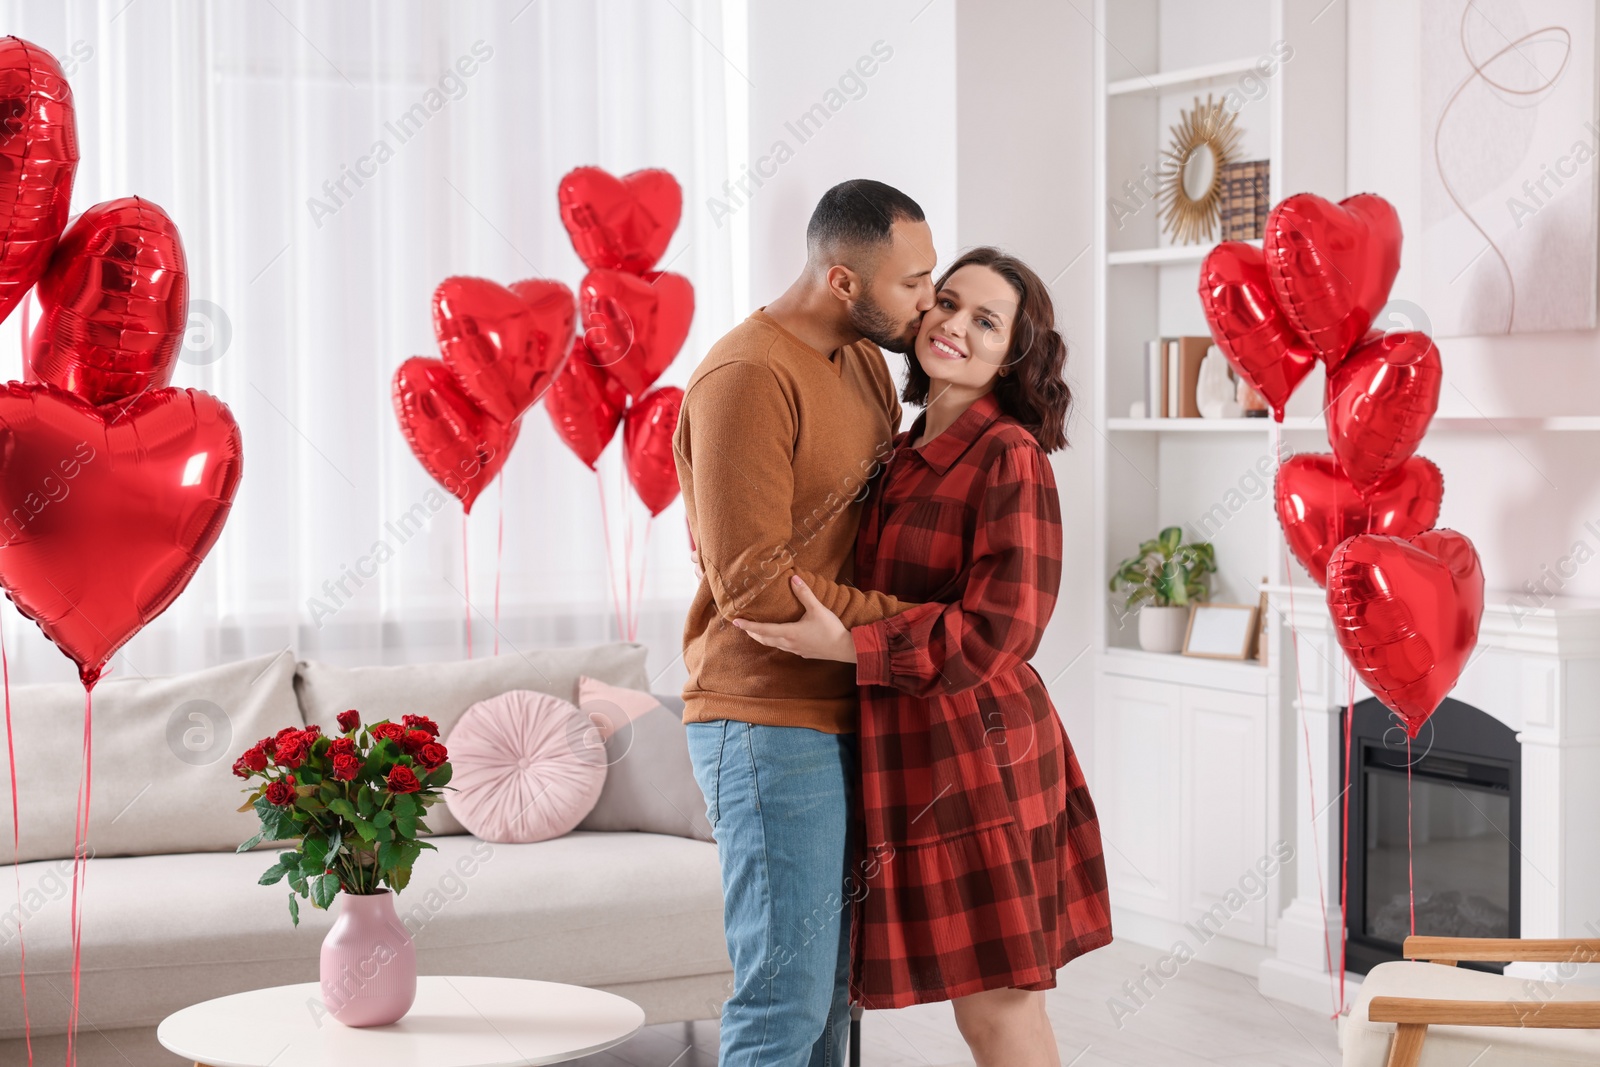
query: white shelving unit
1090 0 1347 976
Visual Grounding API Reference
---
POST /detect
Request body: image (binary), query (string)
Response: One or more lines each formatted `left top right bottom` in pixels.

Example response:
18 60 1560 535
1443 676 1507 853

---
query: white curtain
0 0 736 691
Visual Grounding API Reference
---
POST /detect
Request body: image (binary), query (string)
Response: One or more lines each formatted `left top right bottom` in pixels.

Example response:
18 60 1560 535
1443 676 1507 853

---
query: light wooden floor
570 938 1344 1066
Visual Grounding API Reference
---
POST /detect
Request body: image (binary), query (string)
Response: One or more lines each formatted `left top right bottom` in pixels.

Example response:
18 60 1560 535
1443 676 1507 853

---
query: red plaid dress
846 390 1112 1008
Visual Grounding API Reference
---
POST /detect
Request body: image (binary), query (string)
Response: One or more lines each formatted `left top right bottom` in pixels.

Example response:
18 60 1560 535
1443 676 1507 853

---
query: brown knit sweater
673 309 916 733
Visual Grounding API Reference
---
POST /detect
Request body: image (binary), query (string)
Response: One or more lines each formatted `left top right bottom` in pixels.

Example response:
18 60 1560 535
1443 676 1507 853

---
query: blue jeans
687 720 856 1067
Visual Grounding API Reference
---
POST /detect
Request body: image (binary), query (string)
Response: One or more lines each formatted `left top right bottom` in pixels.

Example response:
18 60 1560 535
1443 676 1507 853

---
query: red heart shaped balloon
1264 193 1401 364
0 384 241 687
432 276 574 425
1198 242 1319 421
624 386 683 516
558 167 682 273
545 339 628 470
28 197 188 406
0 38 78 326
1326 330 1442 491
579 269 694 401
1327 529 1484 737
392 357 519 514
1275 453 1443 585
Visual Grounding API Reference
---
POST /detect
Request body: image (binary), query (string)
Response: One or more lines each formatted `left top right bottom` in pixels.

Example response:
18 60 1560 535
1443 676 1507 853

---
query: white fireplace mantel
1258 584 1600 1013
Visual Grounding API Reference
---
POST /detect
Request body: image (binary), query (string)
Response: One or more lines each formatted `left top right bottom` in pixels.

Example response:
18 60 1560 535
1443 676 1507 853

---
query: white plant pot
1138 604 1190 654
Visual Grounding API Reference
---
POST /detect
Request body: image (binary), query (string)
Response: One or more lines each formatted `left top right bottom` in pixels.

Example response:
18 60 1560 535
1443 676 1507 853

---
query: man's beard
849 291 920 354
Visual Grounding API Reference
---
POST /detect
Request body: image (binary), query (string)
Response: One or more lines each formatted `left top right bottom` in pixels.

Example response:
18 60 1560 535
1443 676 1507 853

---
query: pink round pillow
444 690 607 843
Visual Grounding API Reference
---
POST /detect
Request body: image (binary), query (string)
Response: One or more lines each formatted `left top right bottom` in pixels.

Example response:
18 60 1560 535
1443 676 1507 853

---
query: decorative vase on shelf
1197 346 1242 419
1137 604 1191 654
320 889 417 1026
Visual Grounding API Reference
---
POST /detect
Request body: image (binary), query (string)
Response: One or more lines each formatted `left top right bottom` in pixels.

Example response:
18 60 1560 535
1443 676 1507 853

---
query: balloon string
631 515 655 642
594 467 625 639
1276 424 1338 1018
2 614 31 1066
66 687 92 1067
1339 668 1355 1017
622 452 634 642
494 476 504 658
1407 732 1416 940
461 514 472 661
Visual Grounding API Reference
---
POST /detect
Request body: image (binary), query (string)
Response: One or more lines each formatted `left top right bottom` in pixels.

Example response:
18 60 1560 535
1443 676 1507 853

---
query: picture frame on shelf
1182 602 1260 660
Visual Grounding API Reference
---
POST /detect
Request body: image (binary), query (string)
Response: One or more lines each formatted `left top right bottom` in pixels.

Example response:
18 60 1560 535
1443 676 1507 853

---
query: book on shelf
1145 336 1210 418
1220 159 1270 241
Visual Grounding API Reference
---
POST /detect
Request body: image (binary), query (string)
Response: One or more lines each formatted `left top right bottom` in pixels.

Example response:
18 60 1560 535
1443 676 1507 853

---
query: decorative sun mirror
1158 94 1240 245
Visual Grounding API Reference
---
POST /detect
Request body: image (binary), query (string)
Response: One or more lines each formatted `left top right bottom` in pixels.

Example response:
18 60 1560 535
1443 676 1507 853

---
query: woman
733 247 1112 1066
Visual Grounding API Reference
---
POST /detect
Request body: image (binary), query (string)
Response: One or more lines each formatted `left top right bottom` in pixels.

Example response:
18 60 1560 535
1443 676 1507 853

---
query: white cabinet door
1098 674 1181 920
1180 684 1268 945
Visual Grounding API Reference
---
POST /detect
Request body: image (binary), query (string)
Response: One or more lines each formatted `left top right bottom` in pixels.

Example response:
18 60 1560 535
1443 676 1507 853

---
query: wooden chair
1347 936 1600 1066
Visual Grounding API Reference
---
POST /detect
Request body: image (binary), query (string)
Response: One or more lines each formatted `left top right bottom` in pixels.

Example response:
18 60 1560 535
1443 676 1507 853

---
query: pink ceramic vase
319 890 417 1026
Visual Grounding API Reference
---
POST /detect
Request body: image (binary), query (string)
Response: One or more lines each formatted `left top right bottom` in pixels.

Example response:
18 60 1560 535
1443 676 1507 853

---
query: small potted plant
1109 526 1216 653
233 709 452 1027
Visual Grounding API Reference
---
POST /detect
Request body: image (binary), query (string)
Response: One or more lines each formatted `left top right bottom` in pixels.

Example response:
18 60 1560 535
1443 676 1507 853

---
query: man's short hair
805 179 925 265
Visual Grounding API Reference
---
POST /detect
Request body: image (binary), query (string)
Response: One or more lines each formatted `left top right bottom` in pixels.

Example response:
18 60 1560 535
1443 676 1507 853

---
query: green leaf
327 797 358 818
425 764 452 788
1158 527 1183 555
357 789 377 816
372 810 393 829
392 794 417 819
311 872 339 910
259 862 288 886
399 839 422 869
288 893 299 927
394 814 417 839
377 841 402 871
301 837 329 871
350 817 379 843
237 832 264 854
288 869 309 896
413 819 432 836
389 865 412 893
416 839 438 852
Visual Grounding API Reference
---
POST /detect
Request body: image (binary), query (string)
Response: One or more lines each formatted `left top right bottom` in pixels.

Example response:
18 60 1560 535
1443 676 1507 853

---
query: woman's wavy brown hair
901 246 1073 453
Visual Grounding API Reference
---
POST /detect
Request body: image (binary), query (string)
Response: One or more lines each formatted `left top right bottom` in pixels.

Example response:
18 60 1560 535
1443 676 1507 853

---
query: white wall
738 0 1100 757
1347 1 1600 608
741 0 958 310
953 1 1100 760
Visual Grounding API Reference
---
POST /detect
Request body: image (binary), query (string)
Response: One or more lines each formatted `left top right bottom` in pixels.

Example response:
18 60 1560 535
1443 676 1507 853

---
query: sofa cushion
1346 959 1600 1064
0 650 302 863
575 680 712 842
294 642 650 835
446 691 607 843
0 831 730 1038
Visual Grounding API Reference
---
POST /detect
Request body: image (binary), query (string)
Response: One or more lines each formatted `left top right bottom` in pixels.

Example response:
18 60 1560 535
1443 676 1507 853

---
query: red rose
402 714 439 738
401 729 430 756
274 726 299 744
337 709 361 732
275 733 309 769
303 724 322 738
417 743 448 770
328 736 356 759
243 745 269 772
260 734 278 757
371 722 406 744
385 765 421 794
231 754 252 779
265 779 296 806
332 753 361 781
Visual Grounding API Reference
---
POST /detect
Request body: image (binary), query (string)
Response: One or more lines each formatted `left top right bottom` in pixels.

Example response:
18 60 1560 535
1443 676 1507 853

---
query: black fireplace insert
1341 696 1520 975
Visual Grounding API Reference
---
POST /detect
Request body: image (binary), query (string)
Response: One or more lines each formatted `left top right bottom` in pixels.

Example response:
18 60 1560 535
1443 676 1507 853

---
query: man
673 179 933 1066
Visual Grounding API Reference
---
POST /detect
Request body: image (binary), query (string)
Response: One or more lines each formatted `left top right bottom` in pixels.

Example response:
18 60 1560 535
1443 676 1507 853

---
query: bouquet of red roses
233 709 453 925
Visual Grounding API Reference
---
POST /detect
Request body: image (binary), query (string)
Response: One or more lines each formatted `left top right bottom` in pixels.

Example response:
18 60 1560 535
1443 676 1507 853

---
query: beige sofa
0 643 731 1067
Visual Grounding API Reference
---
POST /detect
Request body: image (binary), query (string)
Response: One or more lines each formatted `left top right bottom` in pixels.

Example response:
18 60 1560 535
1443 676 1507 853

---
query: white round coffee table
156 976 645 1067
